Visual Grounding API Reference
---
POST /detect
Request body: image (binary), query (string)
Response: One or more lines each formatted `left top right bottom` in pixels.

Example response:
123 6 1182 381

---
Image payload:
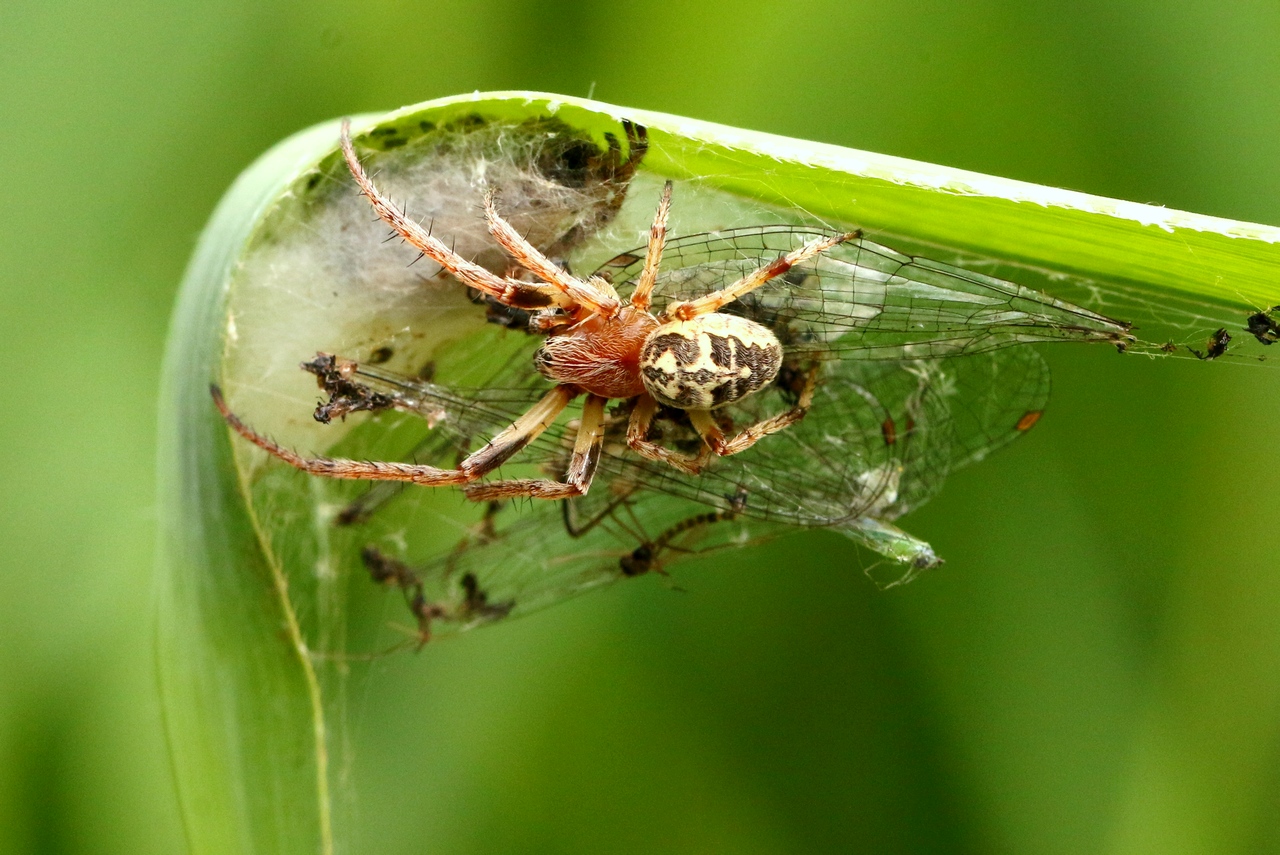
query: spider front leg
211 383 577 486
625 394 712 475
340 120 568 313
482 192 622 318
464 394 609 501
687 364 820 457
628 180 673 312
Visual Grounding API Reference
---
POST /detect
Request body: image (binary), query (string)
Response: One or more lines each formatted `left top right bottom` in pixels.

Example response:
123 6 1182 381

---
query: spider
211 120 858 502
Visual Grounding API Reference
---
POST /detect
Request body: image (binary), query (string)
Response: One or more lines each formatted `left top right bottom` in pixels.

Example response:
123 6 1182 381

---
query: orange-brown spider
212 120 858 502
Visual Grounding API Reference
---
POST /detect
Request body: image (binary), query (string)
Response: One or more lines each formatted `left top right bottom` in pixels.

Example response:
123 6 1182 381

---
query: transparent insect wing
941 345 1051 468
315 223 1100 637
599 227 1133 359
340 355 958 628
331 352 1050 612
335 353 951 531
329 283 1053 526
658 358 942 526
390 485 782 635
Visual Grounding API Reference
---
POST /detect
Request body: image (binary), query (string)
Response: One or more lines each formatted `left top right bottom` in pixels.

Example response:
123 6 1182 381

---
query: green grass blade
156 120 345 855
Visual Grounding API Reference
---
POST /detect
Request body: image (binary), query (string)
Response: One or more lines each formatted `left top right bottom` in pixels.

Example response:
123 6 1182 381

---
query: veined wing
345 358 918 527
337 225 1080 524
337 357 939 636
323 343 1052 633
313 228 1096 636
597 227 1133 359
342 348 1037 630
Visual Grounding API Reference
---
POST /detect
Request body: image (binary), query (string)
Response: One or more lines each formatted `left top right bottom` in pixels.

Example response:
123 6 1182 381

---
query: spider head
534 305 659 399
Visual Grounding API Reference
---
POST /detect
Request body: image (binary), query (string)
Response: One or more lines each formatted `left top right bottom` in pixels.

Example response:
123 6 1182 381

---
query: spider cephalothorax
212 120 857 502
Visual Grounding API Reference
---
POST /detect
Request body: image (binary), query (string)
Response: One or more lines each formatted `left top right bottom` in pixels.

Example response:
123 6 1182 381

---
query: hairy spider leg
465 394 608 500
664 230 861 321
686 364 820 456
482 191 621 318
211 383 580 489
625 394 713 475
340 120 569 312
628 180 673 311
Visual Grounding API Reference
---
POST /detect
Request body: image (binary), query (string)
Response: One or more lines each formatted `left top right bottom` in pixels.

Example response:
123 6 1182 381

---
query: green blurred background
4 1 1280 852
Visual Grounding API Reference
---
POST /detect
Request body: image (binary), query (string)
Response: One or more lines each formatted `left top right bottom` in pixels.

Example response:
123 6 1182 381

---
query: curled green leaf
156 91 1280 854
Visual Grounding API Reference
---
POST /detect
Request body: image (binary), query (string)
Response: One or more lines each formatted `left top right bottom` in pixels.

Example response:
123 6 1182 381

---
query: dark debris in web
1245 306 1280 346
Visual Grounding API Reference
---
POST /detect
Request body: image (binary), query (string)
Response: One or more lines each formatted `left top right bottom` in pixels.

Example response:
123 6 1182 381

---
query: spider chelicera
211 120 858 502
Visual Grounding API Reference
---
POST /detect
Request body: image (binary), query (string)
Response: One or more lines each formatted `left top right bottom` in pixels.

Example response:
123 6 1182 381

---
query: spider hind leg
688 364 820 457
625 394 712 475
210 382 578 487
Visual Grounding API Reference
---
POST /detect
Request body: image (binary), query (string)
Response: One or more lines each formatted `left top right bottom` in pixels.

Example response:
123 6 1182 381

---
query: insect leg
362 546 443 648
212 383 577 485
687 365 818 457
621 501 745 577
464 394 609 501
562 482 643 538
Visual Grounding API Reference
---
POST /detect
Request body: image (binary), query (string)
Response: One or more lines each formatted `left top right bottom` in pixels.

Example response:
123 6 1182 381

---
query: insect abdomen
639 314 783 410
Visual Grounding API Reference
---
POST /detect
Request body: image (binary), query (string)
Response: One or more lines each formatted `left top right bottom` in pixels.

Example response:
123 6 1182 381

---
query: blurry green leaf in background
3 2 1279 854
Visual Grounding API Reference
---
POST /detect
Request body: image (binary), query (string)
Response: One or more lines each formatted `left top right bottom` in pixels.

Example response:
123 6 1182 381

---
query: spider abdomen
639 314 783 410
